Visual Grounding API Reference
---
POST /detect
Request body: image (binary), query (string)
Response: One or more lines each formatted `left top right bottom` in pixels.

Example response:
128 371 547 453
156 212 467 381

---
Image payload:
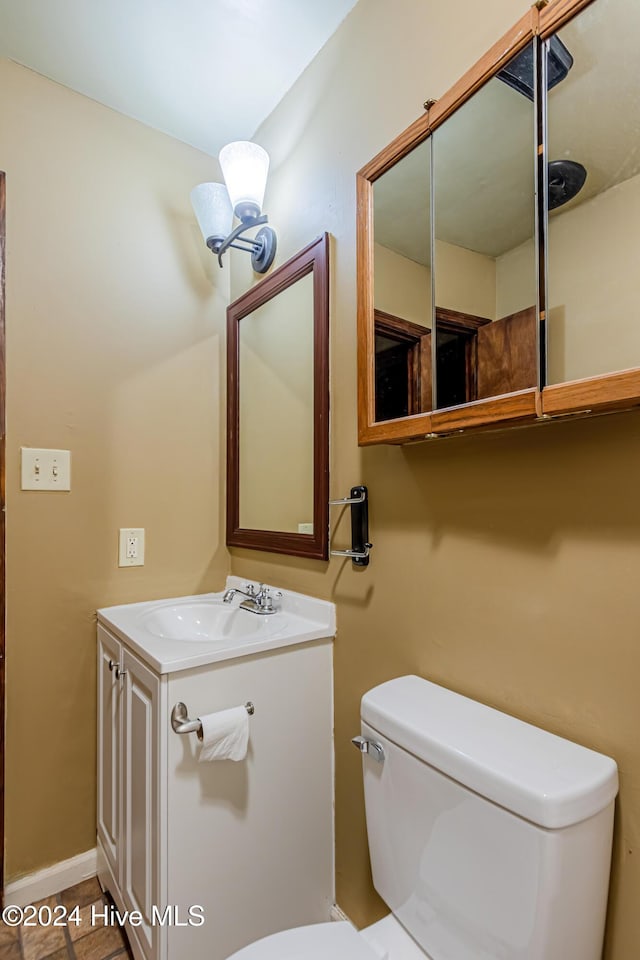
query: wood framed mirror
227 234 329 559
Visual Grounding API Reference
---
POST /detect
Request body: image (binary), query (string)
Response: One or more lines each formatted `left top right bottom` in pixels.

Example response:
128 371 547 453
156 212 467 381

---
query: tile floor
0 878 132 960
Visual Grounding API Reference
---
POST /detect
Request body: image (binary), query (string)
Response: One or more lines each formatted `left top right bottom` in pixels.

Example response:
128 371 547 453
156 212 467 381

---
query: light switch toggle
21 448 71 491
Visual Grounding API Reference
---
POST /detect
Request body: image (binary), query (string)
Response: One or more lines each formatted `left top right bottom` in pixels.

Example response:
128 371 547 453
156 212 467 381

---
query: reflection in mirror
239 272 314 532
373 139 431 421
227 234 329 560
433 42 537 409
547 0 640 384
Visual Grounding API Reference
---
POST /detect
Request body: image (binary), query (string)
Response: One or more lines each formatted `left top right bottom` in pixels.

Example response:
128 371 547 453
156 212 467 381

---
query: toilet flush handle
351 735 385 764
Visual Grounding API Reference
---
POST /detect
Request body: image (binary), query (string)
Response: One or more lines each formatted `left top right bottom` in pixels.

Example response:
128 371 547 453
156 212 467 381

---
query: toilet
226 675 618 960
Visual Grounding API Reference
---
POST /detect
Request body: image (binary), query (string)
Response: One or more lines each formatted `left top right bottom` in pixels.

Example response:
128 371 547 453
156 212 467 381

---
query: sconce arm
215 215 277 274
227 237 260 253
217 215 267 266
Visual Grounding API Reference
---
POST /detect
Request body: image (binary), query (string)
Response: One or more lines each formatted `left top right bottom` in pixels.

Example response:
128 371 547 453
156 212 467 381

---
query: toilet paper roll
197 705 249 762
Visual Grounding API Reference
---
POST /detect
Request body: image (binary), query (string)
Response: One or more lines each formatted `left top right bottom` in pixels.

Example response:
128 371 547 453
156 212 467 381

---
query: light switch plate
119 528 145 567
21 448 71 490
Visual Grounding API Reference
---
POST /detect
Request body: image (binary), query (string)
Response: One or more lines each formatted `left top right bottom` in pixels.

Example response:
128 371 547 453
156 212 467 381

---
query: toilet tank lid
361 676 618 829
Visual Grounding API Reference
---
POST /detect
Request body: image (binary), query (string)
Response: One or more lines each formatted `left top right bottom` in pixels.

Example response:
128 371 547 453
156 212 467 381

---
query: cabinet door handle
108 660 127 679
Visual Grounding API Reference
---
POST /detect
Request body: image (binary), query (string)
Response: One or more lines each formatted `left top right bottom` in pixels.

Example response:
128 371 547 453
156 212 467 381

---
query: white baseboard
4 848 97 907
330 903 352 923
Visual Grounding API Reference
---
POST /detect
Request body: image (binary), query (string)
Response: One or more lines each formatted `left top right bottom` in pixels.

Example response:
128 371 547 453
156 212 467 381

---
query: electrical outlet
119 528 145 567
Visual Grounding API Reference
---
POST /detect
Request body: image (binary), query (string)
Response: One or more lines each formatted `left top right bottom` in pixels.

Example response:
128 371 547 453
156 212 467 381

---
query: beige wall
497 170 640 384
374 239 497 326
435 239 497 320
0 59 229 879
374 243 430 327
548 170 640 382
239 272 314 532
496 236 537 320
229 1 640 956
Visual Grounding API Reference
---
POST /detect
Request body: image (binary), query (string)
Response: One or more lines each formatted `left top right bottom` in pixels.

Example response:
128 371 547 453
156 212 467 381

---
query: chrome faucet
222 583 283 615
223 583 256 603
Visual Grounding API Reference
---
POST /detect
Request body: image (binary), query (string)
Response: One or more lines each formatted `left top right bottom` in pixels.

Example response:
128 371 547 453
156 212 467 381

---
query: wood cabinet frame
357 0 638 445
374 310 431 417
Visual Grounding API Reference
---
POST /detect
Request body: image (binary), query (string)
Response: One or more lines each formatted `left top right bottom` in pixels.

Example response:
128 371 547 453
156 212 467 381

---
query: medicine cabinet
357 0 640 444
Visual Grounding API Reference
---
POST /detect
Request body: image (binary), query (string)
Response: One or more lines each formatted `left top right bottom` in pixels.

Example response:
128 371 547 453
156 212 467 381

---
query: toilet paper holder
171 700 255 736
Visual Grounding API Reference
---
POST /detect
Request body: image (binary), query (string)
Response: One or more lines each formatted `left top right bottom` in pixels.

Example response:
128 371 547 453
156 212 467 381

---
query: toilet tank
360 676 618 960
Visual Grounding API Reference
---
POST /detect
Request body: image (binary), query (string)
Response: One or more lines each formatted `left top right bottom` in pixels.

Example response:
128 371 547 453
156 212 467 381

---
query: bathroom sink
138 599 278 642
97 578 336 674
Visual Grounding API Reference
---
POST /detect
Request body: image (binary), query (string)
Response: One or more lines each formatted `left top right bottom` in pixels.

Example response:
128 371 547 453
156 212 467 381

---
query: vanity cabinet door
121 648 161 960
97 627 121 885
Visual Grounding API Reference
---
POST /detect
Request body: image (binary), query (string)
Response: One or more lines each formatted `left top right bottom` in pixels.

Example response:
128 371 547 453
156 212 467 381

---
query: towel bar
171 700 255 737
329 484 371 567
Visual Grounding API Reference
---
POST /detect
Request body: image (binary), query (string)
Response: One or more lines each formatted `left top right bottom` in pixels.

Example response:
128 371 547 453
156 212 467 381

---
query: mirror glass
239 273 314 532
546 0 640 384
433 42 537 409
373 139 432 421
227 235 329 560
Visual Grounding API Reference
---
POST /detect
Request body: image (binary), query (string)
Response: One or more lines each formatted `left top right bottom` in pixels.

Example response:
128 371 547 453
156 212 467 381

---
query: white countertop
97 576 336 674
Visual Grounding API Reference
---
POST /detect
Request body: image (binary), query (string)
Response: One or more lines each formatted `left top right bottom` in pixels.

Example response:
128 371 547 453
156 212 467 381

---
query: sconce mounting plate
251 226 277 273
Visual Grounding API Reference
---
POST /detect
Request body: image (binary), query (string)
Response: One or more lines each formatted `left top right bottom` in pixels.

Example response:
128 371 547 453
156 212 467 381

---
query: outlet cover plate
119 528 145 567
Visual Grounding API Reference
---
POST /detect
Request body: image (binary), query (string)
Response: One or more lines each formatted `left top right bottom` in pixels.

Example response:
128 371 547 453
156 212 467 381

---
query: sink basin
139 599 278 642
97 579 336 674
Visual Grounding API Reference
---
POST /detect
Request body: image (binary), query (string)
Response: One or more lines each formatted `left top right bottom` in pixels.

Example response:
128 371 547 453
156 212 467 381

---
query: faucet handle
261 589 283 612
245 583 256 596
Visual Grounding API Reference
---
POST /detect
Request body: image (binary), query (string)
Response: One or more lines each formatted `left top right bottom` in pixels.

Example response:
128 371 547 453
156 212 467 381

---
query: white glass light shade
190 182 233 244
219 141 270 220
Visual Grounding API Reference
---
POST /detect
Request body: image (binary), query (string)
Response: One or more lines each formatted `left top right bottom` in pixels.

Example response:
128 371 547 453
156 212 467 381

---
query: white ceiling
0 0 359 157
374 76 535 264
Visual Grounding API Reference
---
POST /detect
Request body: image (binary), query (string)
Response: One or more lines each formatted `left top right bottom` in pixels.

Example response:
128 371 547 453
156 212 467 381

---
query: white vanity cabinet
97 625 120 883
97 628 165 960
96 584 335 960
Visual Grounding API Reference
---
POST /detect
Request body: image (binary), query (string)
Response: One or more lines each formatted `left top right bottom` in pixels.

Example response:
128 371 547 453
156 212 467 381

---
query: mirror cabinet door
373 139 432 422
545 0 640 388
433 41 538 412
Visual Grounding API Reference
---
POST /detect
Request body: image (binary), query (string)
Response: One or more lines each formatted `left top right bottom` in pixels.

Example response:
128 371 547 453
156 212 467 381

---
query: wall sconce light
191 141 277 274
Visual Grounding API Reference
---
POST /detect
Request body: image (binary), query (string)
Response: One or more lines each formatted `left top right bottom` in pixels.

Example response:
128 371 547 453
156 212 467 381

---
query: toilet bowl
226 675 618 960
226 914 425 960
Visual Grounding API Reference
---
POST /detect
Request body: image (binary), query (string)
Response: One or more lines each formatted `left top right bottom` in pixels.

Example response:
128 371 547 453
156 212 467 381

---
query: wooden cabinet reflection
375 305 536 421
